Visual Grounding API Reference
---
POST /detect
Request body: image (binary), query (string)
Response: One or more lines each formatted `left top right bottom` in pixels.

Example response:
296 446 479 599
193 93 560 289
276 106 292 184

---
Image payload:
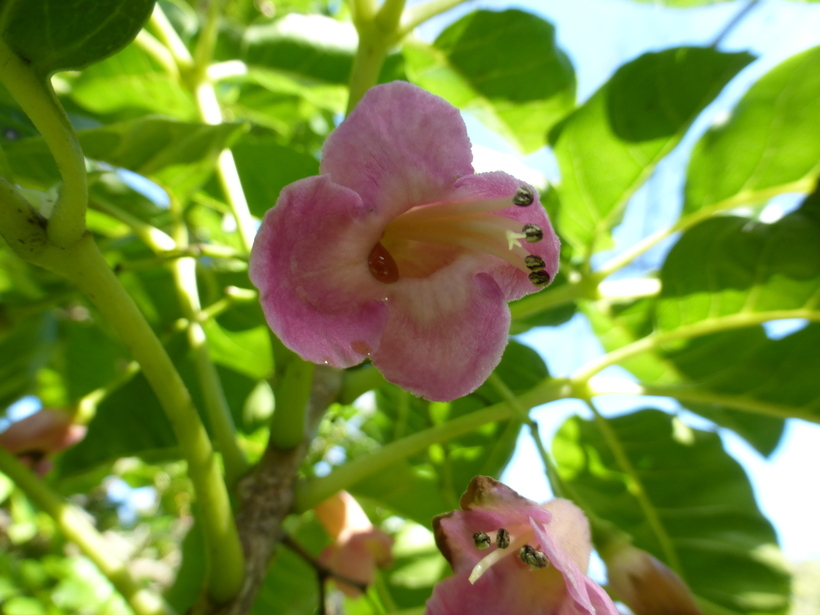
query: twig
711 0 761 48
281 533 370 596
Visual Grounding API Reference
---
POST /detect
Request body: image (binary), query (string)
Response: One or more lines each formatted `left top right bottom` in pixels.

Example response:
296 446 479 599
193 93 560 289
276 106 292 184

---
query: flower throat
367 186 549 287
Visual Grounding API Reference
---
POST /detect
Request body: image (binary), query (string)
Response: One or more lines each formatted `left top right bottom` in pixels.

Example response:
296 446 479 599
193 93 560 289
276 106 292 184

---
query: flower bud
315 491 393 598
604 542 703 615
0 409 86 475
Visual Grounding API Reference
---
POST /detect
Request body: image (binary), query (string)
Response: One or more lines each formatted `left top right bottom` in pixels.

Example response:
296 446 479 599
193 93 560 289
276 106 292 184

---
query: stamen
468 530 532 584
505 229 527 250
525 255 546 271
473 532 491 550
523 224 543 243
396 195 520 225
496 528 511 549
528 271 551 287
512 185 534 207
519 545 549 569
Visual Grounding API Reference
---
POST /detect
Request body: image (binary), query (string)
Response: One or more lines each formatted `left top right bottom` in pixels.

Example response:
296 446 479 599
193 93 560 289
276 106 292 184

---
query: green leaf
58 361 178 475
242 14 403 87
0 314 55 412
6 117 246 195
243 14 357 86
351 341 546 524
0 0 155 75
250 516 324 615
405 9 575 153
509 270 578 333
584 300 785 456
231 135 319 217
685 46 820 215
554 409 790 615
550 47 753 254
203 320 273 380
666 324 820 427
64 43 197 120
657 209 820 331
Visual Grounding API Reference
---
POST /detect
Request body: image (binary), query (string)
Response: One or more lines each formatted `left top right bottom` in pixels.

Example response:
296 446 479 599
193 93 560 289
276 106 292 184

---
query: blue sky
417 0 820 563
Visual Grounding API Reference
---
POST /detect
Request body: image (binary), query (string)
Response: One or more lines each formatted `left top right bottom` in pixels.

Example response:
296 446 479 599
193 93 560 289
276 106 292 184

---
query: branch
0 39 87 247
195 366 343 615
571 309 820 386
30 234 246 604
587 376 820 425
294 378 572 511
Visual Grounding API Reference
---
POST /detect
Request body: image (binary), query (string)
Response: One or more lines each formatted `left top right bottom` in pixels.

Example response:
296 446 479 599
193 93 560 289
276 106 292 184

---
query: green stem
293 378 571 511
0 38 86 248
148 4 193 72
582 399 684 576
346 0 406 113
193 0 223 78
339 366 387 405
134 30 180 77
171 253 249 484
194 80 255 255
397 0 472 37
75 360 141 424
347 33 391 114
269 359 315 450
36 234 245 603
510 277 595 321
91 199 176 252
0 449 175 615
595 178 816 278
486 373 565 494
587 376 820 425
571 309 820 386
190 2 256 254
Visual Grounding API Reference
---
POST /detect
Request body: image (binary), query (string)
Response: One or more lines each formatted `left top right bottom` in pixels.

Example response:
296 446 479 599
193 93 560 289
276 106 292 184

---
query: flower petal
531 511 620 615
452 171 560 301
249 175 389 368
371 270 509 401
321 82 475 220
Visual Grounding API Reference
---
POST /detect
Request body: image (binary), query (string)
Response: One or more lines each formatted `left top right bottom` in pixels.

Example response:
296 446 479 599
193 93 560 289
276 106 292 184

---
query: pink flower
315 490 393 597
426 476 618 615
0 409 86 475
249 82 559 401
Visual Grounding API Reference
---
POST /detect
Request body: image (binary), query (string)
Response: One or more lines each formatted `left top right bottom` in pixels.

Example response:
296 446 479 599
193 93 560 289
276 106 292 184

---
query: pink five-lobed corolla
249 81 560 401
314 490 394 597
0 409 86 475
426 476 618 615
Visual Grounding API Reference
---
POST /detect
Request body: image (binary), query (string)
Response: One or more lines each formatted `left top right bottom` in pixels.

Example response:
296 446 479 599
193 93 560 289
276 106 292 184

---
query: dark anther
528 271 551 287
523 224 543 243
519 545 549 568
524 255 546 271
512 185 534 207
473 531 491 550
496 528 511 549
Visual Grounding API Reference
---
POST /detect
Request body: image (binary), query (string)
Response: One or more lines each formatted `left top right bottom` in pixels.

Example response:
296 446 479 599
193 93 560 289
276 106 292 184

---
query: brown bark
194 365 342 615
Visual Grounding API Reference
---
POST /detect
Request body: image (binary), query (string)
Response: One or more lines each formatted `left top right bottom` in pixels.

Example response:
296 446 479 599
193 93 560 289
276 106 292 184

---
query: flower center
468 523 550 584
367 186 548 286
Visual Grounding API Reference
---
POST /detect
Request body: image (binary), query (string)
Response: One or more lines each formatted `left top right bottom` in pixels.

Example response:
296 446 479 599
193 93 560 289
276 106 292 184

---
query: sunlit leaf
405 9 575 153
554 409 790 615
551 47 752 253
6 117 246 195
685 46 820 215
